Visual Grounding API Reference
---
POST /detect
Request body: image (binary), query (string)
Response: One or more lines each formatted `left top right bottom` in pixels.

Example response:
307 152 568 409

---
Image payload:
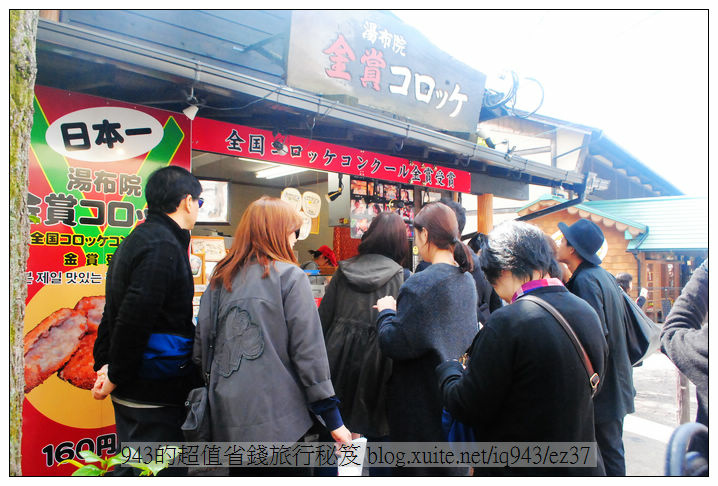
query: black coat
318 253 405 438
566 262 635 422
437 285 607 476
93 210 200 406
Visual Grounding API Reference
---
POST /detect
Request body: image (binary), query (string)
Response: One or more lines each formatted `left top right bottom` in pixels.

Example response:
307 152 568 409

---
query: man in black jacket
557 218 634 476
92 166 203 475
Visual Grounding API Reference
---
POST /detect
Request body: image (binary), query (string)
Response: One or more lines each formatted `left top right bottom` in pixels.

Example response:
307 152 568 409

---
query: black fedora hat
558 219 605 266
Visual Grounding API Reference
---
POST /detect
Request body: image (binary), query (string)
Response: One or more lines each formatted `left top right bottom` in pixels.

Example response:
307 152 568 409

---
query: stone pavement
624 351 698 476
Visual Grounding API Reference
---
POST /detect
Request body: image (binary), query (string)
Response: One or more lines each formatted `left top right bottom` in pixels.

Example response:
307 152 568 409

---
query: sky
393 9 708 197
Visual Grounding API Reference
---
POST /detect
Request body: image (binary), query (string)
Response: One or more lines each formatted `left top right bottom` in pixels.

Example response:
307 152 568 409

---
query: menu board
349 176 415 239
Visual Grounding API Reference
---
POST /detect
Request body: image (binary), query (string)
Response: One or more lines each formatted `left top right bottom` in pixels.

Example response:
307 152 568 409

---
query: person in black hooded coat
319 212 409 443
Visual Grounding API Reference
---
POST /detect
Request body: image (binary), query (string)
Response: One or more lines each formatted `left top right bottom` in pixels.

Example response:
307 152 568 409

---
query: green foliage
58 447 175 477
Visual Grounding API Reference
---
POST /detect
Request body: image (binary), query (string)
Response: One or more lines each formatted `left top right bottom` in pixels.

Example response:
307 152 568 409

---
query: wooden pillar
677 372 692 424
476 194 493 234
39 10 60 21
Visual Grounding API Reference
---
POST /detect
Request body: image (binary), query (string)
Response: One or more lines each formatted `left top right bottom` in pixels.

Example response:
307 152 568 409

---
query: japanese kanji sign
286 10 486 133
23 86 191 476
192 117 471 193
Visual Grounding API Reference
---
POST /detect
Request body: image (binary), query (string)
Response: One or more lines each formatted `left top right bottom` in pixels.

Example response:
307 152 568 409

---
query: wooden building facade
519 195 708 323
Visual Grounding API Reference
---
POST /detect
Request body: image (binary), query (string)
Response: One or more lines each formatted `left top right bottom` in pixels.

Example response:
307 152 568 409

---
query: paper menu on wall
191 236 226 262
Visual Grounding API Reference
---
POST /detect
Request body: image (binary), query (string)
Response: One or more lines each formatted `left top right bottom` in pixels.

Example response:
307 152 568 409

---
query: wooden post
677 372 692 424
39 10 60 21
476 193 493 234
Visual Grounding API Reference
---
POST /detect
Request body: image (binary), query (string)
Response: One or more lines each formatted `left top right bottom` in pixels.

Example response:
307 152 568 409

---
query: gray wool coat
376 263 478 443
193 261 336 442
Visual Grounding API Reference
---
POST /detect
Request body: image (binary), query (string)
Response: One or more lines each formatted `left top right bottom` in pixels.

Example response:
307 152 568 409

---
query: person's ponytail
453 239 474 273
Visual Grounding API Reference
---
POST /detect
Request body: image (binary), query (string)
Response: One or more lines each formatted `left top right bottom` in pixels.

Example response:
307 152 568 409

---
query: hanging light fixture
183 86 200 120
271 137 289 156
183 104 199 120
326 174 344 202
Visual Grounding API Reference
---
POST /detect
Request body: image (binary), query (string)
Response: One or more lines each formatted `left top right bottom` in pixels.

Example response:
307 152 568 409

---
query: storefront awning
36 19 587 194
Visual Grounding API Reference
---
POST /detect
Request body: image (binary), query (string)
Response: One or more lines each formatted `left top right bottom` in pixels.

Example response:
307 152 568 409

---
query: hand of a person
95 364 108 380
330 425 352 446
91 364 107 398
92 366 116 400
640 287 648 298
374 295 396 313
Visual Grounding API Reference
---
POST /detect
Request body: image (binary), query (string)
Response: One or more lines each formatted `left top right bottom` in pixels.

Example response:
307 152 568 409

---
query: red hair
211 196 302 290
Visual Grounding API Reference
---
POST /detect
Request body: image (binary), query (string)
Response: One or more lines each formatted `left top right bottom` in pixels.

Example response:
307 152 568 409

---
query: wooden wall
526 210 640 300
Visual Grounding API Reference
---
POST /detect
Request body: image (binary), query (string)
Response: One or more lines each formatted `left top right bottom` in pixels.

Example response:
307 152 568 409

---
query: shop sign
192 117 471 193
22 86 191 476
286 10 486 133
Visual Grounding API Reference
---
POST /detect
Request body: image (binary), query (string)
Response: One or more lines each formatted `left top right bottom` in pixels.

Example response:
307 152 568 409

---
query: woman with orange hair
193 196 351 476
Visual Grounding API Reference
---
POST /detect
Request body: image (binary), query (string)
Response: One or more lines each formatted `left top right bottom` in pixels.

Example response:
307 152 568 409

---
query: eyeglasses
187 194 204 208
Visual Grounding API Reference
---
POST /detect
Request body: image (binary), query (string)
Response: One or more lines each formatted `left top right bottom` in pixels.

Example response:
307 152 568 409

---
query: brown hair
211 196 302 290
358 211 409 265
414 201 473 273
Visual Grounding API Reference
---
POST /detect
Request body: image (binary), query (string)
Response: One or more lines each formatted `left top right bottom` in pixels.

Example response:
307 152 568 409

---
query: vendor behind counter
301 245 338 293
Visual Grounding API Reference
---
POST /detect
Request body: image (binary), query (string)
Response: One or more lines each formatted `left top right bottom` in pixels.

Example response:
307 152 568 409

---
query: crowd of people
91 167 708 477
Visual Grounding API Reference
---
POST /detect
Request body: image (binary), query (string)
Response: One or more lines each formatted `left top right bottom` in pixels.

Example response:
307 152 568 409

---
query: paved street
624 351 698 476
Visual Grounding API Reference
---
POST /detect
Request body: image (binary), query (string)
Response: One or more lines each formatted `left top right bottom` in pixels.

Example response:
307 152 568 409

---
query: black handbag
181 285 221 442
621 290 661 366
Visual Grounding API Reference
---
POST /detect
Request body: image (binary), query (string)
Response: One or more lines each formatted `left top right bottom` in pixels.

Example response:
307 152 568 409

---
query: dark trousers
111 401 187 477
595 418 626 476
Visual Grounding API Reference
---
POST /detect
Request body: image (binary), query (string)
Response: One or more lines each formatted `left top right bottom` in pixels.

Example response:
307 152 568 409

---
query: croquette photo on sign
22 86 191 475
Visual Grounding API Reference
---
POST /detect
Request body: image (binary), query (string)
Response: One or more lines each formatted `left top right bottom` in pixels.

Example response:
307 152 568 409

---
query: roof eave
588 136 683 196
36 19 586 190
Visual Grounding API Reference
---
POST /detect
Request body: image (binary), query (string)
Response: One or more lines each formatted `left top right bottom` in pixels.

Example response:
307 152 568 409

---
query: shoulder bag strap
521 294 600 397
203 283 222 385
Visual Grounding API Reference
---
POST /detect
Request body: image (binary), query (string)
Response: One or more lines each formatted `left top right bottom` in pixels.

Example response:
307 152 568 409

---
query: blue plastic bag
441 408 476 443
139 333 193 380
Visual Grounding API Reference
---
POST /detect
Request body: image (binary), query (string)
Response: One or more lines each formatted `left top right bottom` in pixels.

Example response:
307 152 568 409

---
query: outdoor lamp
183 85 200 120
183 104 199 120
271 137 289 156
477 127 496 149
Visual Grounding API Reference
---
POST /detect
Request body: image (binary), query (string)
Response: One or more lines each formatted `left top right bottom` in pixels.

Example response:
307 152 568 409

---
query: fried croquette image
57 331 98 389
24 308 89 393
73 296 105 331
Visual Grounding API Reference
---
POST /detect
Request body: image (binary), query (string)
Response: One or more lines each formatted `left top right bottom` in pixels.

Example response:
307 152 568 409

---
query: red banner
23 86 191 475
192 117 471 193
